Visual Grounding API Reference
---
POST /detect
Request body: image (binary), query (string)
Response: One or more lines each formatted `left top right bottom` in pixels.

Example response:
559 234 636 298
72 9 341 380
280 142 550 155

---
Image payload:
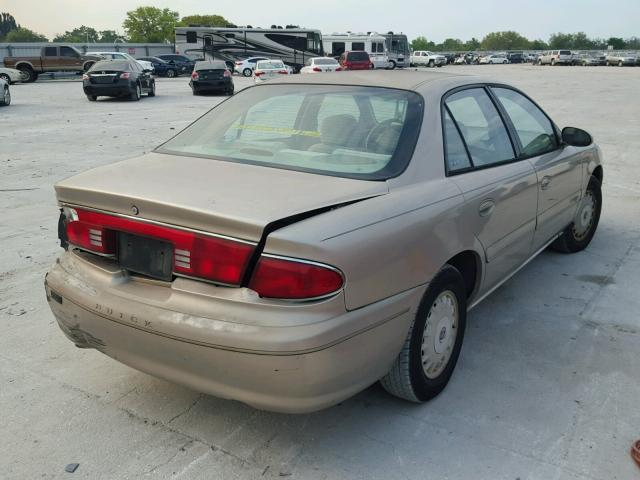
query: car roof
266 70 475 92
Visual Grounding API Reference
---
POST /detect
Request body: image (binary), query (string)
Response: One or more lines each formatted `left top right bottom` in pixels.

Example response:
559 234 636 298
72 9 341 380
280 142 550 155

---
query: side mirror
562 127 592 147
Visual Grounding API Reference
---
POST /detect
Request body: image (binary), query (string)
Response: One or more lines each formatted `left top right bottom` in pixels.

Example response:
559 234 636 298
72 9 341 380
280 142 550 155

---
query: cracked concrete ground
1 66 639 479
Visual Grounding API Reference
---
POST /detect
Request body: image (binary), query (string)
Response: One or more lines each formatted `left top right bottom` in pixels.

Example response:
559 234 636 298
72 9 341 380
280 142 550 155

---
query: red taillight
249 255 343 300
312 67 322 72
335 67 342 71
191 71 199 80
223 70 231 77
119 72 130 79
254 71 264 76
63 207 254 285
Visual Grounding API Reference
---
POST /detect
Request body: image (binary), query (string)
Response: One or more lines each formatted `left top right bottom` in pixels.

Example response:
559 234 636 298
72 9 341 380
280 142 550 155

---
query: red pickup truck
3 45 103 82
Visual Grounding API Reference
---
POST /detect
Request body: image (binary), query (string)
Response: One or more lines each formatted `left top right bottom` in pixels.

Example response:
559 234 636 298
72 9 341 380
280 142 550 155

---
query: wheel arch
445 250 482 299
15 61 35 71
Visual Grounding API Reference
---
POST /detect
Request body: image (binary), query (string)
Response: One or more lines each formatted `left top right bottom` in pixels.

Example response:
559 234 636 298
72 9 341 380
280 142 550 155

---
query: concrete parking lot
1 65 639 479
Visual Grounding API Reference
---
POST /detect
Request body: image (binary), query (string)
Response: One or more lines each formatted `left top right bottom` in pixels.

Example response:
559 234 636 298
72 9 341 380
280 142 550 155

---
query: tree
625 37 640 49
178 14 234 27
464 37 480 50
606 37 625 50
4 27 48 42
529 39 548 50
0 12 18 40
53 25 99 43
441 38 464 51
480 31 530 50
98 30 120 42
410 36 436 51
549 32 595 49
123 6 179 43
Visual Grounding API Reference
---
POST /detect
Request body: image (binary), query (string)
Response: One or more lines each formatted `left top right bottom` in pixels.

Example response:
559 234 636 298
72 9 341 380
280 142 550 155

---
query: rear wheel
147 80 155 97
551 176 602 253
0 86 10 106
227 85 235 96
618 61 623 67
428 60 435 68
130 83 141 101
0 73 10 84
551 59 556 66
381 265 467 402
17 65 36 83
166 69 176 78
242 68 252 77
387 60 396 70
86 94 97 102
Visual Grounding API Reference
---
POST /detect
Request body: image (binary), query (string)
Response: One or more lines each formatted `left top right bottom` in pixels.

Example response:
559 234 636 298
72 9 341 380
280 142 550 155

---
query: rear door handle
479 199 495 217
541 176 552 190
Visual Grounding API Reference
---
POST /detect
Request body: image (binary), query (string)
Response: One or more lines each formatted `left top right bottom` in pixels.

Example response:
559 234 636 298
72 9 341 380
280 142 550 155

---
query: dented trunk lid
54 152 388 242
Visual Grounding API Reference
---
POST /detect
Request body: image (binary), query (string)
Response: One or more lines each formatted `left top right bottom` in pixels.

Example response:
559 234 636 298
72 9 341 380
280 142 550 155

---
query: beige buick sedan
45 71 603 413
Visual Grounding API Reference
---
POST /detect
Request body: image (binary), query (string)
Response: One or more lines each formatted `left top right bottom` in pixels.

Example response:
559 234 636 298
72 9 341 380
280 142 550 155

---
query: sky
3 0 639 42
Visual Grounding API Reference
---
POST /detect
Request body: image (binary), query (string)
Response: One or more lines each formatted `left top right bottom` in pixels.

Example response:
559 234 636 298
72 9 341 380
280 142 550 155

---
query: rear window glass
347 51 369 61
313 58 338 65
157 85 423 180
89 61 131 71
257 60 285 69
560 50 571 55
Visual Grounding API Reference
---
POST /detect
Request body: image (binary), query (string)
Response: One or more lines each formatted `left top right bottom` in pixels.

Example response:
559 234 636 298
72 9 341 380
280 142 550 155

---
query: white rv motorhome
322 33 390 69
381 32 410 68
175 26 324 72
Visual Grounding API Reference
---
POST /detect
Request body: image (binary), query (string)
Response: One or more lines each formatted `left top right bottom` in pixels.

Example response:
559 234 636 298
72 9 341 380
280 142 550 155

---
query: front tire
387 60 396 70
86 94 97 101
242 68 252 77
550 176 602 253
381 265 467 403
428 60 435 68
0 73 10 84
166 69 176 78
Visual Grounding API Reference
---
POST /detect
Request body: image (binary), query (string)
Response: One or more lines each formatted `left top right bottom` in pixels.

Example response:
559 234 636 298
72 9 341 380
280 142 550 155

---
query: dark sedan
155 54 197 74
190 60 234 95
137 56 180 78
83 60 156 101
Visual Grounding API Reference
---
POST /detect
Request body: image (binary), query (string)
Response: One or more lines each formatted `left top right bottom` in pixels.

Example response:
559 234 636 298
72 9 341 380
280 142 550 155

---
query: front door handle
478 199 495 217
541 176 552 190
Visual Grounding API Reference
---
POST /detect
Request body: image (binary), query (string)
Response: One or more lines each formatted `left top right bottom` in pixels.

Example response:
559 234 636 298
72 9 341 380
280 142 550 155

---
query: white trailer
322 33 390 69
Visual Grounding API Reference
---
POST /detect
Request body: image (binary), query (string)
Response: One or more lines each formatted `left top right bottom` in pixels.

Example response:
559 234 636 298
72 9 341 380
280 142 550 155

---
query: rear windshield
314 58 338 65
347 51 369 61
257 60 285 69
157 84 423 180
89 60 130 71
196 62 226 70
559 50 571 55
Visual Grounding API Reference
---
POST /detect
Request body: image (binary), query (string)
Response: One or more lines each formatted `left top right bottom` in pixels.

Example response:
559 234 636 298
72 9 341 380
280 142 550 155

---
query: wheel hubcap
572 191 596 240
421 290 458 379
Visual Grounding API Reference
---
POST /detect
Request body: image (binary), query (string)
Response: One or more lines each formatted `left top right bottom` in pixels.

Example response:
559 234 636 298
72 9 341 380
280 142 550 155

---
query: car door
43 46 60 70
443 87 539 291
60 46 82 71
490 87 583 250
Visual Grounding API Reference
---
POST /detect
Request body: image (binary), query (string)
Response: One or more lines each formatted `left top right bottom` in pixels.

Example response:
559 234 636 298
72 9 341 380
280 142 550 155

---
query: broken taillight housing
61 207 253 285
249 255 343 300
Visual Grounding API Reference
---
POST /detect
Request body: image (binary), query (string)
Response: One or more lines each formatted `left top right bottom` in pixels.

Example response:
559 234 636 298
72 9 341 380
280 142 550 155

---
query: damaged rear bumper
44 251 420 413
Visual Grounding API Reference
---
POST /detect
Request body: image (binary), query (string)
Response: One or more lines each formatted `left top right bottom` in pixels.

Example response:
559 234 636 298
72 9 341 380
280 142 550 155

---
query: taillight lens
119 72 130 79
62 207 254 285
312 67 322 72
191 71 199 80
249 255 343 300
254 71 264 76
223 70 231 77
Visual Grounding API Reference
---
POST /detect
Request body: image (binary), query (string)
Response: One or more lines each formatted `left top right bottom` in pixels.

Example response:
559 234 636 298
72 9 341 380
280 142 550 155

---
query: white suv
537 50 573 65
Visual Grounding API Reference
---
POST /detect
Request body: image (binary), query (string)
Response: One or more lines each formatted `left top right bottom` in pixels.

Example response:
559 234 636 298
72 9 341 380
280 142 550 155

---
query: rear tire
17 65 36 83
428 60 435 68
242 68 252 77
166 69 176 78
381 265 467 403
618 61 623 67
130 83 141 101
0 86 10 106
387 60 396 70
86 95 97 102
550 176 602 253
147 80 155 97
227 85 234 96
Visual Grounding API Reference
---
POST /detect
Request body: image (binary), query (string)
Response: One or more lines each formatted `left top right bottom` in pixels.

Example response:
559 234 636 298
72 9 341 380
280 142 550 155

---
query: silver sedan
44 71 603 412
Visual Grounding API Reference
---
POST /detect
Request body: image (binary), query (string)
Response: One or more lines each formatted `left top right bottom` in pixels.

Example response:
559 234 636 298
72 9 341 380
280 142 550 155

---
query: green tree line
411 31 640 52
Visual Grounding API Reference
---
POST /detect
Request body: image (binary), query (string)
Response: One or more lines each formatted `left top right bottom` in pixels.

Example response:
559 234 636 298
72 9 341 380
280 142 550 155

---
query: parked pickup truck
3 45 103 82
410 50 446 67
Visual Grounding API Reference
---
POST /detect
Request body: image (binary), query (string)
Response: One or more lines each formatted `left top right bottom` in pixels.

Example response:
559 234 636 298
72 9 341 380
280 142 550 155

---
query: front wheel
0 73 10 84
618 61 623 67
428 60 435 68
387 60 396 70
166 69 176 78
0 86 10 106
242 68 252 77
550 176 602 253
86 94 97 102
381 265 467 403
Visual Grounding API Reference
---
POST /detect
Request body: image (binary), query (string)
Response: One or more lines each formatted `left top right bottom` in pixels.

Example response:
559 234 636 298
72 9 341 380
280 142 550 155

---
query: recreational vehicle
175 27 324 72
322 33 390 69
